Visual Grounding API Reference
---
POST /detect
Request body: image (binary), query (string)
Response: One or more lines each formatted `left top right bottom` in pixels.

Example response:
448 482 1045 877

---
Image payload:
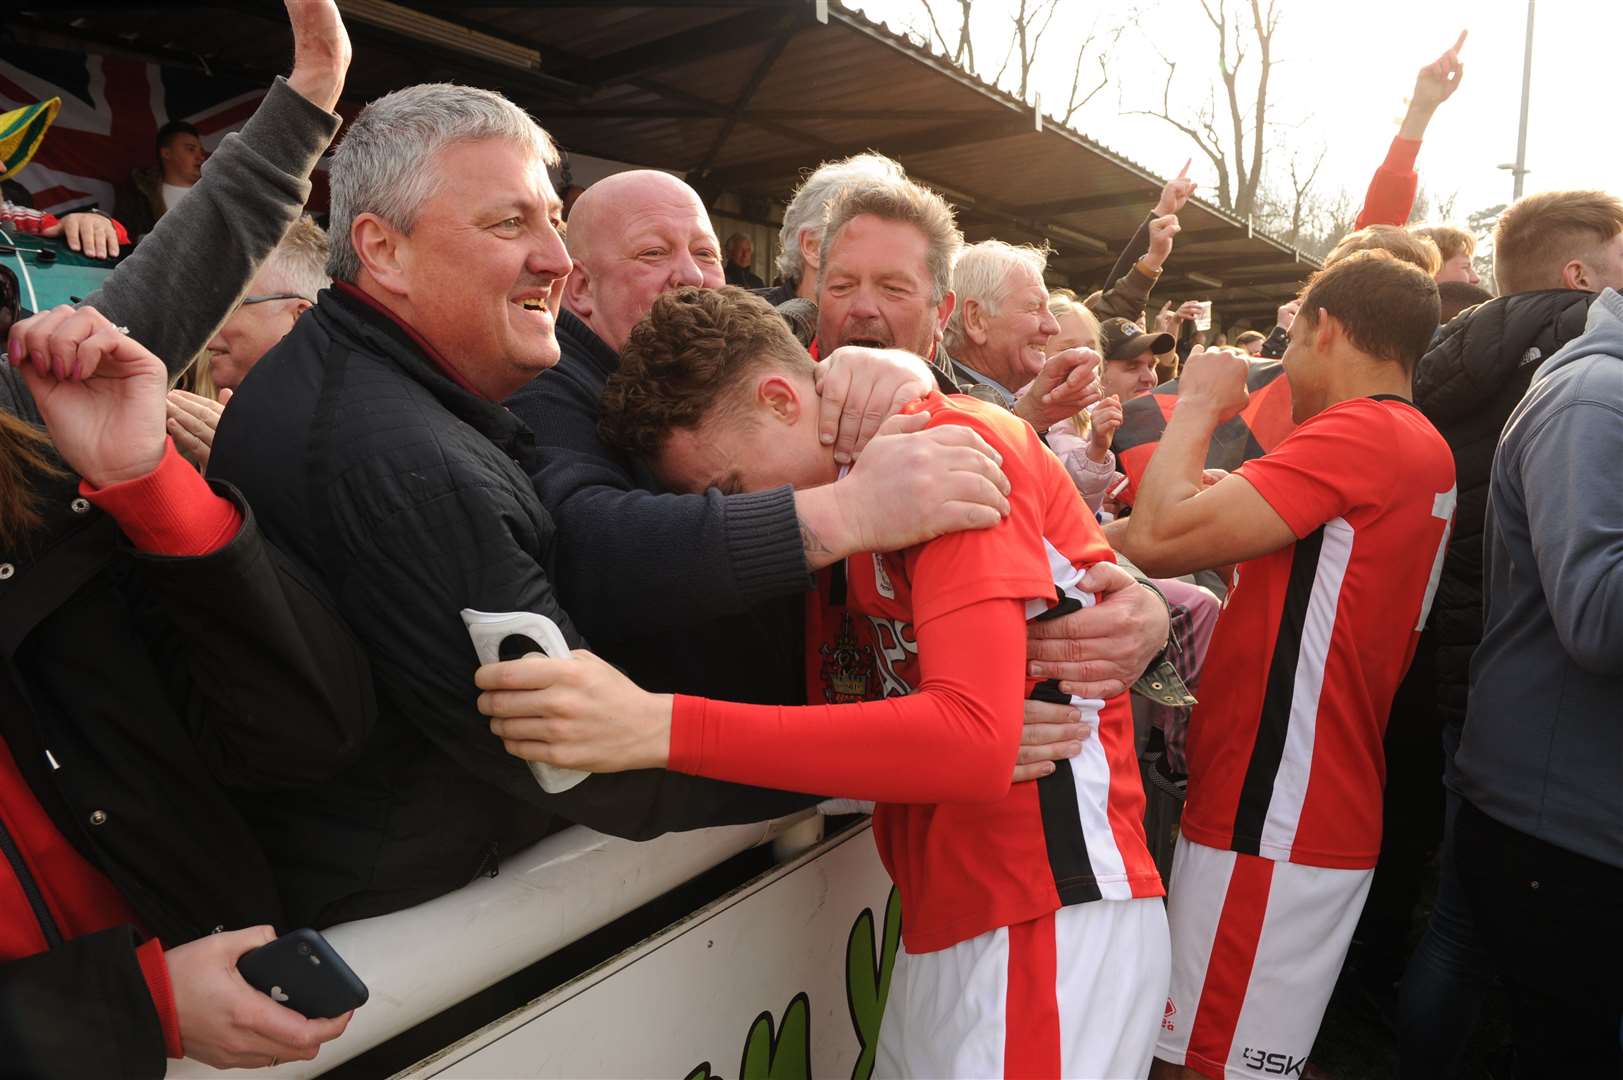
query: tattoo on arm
800 518 831 557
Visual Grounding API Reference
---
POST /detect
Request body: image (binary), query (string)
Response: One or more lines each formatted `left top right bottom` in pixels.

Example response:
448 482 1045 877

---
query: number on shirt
1417 486 1457 632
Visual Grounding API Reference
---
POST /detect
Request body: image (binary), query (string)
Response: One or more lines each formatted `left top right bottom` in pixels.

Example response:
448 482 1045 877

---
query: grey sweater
85 76 340 378
1454 287 1623 868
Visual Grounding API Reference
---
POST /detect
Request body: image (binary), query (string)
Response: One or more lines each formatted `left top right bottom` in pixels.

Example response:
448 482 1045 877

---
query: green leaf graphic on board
845 887 902 1080
684 1065 716 1080
738 992 812 1080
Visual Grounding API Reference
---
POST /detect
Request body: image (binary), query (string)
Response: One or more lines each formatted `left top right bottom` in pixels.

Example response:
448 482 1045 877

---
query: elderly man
208 87 812 929
940 239 1108 434
723 232 763 288
765 152 906 305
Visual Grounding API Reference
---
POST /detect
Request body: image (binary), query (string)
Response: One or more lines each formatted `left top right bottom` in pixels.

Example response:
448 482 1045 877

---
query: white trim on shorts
1155 837 1372 1080
876 898 1169 1079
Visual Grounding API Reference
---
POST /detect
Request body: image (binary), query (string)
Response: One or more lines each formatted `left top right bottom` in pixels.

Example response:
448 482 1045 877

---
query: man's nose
527 221 572 279
847 285 881 319
668 250 706 289
1038 308 1060 337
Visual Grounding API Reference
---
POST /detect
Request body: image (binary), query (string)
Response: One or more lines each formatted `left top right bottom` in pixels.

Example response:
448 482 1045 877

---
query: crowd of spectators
1 6 1618 1079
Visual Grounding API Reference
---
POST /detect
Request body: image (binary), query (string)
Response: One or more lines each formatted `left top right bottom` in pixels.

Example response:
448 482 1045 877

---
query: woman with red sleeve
0 306 370 1072
480 287 1170 1079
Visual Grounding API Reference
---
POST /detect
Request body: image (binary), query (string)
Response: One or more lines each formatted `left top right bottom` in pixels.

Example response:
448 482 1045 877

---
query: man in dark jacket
209 86 817 930
1452 286 1623 1075
1392 189 1623 1078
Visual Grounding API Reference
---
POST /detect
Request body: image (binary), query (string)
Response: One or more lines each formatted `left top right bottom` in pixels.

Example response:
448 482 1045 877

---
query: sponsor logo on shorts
1240 1047 1307 1076
1161 998 1176 1032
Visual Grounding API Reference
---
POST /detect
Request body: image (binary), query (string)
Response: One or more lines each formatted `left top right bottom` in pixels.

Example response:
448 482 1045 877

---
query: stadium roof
14 0 1321 323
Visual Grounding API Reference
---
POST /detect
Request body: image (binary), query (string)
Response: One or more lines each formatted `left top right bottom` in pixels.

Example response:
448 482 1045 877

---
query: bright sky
852 0 1621 229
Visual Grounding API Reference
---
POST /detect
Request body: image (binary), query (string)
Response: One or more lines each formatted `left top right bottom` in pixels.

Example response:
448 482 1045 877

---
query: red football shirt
1179 396 1456 869
849 394 1163 950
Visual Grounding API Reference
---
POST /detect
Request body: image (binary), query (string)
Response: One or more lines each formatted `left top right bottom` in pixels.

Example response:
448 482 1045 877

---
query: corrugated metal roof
14 0 1318 321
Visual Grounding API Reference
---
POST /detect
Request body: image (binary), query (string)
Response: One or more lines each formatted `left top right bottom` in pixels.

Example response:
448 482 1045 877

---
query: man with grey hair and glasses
207 83 815 928
165 216 332 468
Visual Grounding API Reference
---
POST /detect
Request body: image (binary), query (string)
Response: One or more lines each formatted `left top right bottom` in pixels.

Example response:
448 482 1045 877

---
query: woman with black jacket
0 3 373 1073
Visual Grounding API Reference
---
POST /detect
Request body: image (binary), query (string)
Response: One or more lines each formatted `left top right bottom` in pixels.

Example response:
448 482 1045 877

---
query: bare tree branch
1128 59 1230 205
918 0 955 58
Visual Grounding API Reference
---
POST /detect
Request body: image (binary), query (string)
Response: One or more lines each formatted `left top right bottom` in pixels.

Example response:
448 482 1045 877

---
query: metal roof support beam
557 8 805 85
1007 189 1158 218
702 114 1033 190
691 33 797 178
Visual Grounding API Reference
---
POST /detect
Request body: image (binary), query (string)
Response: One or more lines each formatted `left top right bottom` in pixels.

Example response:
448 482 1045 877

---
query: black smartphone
236 928 369 1020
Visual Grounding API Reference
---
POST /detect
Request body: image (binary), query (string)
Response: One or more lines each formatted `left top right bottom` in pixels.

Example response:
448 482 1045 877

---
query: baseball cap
1099 318 1174 362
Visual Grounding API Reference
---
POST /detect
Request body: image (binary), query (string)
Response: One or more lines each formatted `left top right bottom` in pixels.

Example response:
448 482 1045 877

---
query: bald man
561 170 725 353
506 169 1014 701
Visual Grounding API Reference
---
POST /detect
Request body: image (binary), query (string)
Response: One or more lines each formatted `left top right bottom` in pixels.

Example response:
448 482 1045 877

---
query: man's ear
1312 309 1338 353
562 258 592 318
757 374 804 426
799 229 822 276
936 291 957 335
352 213 408 296
963 297 991 346
1561 259 1592 292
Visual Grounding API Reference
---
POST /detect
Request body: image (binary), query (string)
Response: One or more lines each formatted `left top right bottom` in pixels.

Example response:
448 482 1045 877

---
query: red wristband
81 439 242 556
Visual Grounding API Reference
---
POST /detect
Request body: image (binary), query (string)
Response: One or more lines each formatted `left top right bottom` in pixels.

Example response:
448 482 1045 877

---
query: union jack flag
0 46 346 217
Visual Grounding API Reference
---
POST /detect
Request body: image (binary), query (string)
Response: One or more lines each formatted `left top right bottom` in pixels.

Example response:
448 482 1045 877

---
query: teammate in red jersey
1115 251 1456 1080
478 284 1170 1078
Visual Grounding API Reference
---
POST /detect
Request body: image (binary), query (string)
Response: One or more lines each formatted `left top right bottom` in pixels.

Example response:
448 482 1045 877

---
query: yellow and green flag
0 97 61 178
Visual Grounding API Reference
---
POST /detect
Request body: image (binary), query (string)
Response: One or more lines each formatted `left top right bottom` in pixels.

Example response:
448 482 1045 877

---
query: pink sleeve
670 596 1027 803
1354 137 1421 229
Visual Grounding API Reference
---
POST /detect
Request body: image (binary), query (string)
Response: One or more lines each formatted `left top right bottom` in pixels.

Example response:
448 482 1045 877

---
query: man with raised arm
1117 253 1455 1080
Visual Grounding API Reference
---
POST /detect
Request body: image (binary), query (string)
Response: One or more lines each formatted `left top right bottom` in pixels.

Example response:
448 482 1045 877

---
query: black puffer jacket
209 287 815 928
1411 289 1597 727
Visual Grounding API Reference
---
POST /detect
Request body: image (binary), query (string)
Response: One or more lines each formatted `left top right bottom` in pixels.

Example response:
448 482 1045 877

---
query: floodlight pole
1510 0 1535 200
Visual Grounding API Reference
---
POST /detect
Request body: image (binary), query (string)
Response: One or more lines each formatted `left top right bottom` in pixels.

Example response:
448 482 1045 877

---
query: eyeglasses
240 293 311 306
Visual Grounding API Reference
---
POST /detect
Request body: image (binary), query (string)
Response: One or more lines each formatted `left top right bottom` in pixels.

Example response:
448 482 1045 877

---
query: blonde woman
1044 293 1124 512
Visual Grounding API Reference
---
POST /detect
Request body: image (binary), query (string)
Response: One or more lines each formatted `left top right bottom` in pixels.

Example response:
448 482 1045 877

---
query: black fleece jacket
1409 289 1598 731
210 291 815 928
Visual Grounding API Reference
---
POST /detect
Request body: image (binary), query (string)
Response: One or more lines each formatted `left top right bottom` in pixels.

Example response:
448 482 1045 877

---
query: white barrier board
405 823 897 1080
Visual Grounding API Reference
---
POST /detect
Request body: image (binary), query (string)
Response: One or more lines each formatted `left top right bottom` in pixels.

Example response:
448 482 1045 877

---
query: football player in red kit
477 280 1171 1079
1115 251 1456 1080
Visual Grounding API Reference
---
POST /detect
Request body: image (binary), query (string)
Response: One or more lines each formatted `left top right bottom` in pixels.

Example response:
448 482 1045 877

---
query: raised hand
1276 297 1302 332
1177 345 1250 423
285 0 352 113
1155 159 1197 217
1412 30 1467 112
1144 214 1181 272
1088 395 1123 461
8 305 167 487
1013 346 1103 431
